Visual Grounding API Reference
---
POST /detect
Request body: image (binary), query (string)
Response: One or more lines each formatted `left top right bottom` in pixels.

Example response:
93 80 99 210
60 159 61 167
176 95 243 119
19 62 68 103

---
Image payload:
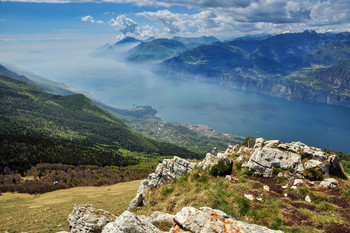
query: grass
0 180 141 233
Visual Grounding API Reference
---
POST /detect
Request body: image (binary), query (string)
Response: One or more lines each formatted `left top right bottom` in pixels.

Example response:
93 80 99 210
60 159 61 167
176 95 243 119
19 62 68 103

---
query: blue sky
1 0 350 43
1 0 350 76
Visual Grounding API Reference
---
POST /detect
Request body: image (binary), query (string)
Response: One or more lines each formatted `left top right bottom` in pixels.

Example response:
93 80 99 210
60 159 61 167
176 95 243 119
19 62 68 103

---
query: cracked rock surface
128 156 196 209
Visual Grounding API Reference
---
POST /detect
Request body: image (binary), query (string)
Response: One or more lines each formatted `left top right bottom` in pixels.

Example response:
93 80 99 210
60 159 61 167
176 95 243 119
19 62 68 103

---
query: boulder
128 156 196 209
320 178 339 188
223 144 239 156
68 204 116 233
101 211 162 233
150 211 175 224
199 153 217 170
173 206 284 233
242 147 304 177
328 155 349 179
293 179 303 186
304 159 329 174
198 152 232 170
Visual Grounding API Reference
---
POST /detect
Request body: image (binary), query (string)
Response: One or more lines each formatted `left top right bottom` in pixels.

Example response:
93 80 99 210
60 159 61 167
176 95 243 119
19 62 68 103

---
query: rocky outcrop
172 206 284 233
101 211 162 233
242 145 304 177
67 206 284 233
128 156 196 209
233 138 347 179
198 152 232 170
68 204 116 233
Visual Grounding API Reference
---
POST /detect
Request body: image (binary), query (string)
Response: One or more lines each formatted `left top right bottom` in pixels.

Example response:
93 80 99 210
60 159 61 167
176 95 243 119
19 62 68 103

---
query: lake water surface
60 63 350 154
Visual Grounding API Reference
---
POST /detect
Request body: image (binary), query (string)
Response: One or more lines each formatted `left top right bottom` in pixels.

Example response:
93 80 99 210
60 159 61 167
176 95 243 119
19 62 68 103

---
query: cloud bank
6 0 350 38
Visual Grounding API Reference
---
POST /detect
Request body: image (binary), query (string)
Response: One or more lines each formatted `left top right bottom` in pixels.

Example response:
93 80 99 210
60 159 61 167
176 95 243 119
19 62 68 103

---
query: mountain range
160 30 350 107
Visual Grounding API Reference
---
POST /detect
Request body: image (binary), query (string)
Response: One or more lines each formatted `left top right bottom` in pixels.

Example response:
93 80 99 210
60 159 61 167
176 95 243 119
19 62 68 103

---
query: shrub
208 162 232 177
304 167 323 181
241 137 256 148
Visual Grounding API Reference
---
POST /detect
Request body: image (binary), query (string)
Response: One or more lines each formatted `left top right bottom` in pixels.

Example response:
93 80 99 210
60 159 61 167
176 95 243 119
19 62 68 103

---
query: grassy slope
0 180 141 233
135 167 350 233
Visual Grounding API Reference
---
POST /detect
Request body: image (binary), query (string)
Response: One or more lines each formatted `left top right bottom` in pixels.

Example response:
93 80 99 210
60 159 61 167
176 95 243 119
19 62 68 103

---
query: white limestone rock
173 206 284 233
263 185 270 191
68 204 116 233
150 211 175 224
293 179 304 186
244 194 255 201
101 211 162 233
128 156 196 209
305 195 312 203
320 178 339 188
224 144 239 156
304 159 329 174
199 152 232 170
242 147 304 177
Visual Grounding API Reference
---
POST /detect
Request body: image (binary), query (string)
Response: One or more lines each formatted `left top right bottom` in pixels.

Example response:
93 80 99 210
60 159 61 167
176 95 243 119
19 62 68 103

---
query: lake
58 61 350 154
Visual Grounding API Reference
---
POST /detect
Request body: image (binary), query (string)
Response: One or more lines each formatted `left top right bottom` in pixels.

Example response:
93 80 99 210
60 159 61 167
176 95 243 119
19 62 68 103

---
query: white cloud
109 14 159 38
110 15 138 34
81 15 95 24
137 10 222 34
6 0 350 37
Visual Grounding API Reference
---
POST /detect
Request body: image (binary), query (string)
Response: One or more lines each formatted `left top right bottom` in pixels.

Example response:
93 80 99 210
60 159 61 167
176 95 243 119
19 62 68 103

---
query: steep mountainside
127 38 191 62
162 43 249 76
0 75 199 172
161 30 350 107
1 64 74 95
304 41 350 66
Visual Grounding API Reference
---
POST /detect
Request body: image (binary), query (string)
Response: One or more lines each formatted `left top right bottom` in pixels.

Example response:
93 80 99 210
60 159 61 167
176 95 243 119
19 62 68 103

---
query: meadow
0 180 140 233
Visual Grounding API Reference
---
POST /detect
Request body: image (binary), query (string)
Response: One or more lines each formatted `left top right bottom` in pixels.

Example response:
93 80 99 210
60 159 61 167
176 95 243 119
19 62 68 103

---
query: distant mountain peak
113 37 141 46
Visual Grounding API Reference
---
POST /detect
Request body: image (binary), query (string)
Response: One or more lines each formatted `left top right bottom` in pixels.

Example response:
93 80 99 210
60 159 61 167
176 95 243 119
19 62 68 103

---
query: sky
1 0 350 44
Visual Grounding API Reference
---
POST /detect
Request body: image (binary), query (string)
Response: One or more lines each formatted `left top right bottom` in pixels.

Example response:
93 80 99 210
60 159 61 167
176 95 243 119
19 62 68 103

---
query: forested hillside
0 74 199 174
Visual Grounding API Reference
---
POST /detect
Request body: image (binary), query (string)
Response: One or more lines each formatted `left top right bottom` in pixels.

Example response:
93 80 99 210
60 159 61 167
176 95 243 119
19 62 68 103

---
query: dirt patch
338 207 350 222
323 223 350 233
247 176 284 195
287 200 317 211
331 196 349 208
282 208 312 227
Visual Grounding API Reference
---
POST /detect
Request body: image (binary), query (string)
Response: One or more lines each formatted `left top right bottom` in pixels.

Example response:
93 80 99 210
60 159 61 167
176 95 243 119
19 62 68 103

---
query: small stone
293 179 303 186
320 178 339 188
256 197 263 202
309 181 315 185
225 175 232 181
282 184 288 189
263 185 270 191
305 195 312 203
291 186 297 189
244 194 255 201
284 193 288 197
